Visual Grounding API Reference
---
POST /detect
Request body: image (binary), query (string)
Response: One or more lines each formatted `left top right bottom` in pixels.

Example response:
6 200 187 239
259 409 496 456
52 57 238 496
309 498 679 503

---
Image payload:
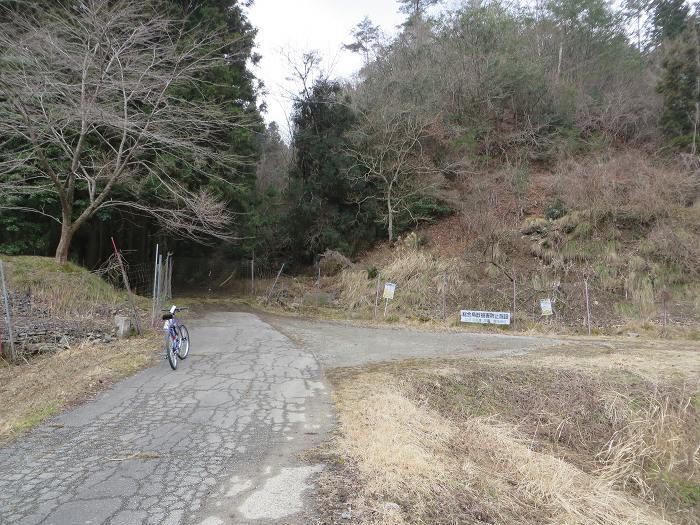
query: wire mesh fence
259 265 698 334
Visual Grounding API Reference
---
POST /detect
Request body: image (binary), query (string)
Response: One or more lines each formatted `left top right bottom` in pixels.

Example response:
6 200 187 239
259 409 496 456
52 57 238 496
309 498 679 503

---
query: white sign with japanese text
540 298 553 316
460 310 511 325
383 282 396 300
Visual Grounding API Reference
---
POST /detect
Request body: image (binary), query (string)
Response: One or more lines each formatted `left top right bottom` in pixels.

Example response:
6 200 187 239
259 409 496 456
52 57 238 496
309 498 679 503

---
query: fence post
168 254 174 300
0 260 17 363
661 288 670 336
163 253 173 301
584 279 592 336
110 238 142 335
151 244 159 327
512 272 517 332
266 263 285 304
374 272 381 319
442 273 447 320
250 253 255 296
155 253 163 319
316 262 321 307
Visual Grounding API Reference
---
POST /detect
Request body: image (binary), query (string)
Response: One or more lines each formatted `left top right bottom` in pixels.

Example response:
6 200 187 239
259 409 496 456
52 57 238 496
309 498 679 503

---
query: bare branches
0 0 257 261
347 107 443 241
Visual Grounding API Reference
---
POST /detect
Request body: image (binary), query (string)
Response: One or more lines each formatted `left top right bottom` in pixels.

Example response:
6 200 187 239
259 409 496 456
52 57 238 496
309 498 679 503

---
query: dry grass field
315 339 700 525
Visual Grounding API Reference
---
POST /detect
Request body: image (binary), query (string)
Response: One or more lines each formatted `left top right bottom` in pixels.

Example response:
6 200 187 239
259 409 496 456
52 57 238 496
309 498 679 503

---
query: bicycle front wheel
177 325 190 360
165 333 178 370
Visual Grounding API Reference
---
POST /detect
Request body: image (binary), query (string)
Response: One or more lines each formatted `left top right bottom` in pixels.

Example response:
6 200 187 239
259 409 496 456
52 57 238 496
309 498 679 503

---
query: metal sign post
373 272 381 319
584 280 592 336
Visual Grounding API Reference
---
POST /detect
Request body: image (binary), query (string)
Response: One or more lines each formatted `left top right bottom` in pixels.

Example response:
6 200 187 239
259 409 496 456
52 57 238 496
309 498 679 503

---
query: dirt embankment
0 256 159 443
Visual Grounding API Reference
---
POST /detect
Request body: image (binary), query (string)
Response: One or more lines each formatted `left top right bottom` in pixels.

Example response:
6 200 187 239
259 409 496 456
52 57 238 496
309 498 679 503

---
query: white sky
247 0 407 140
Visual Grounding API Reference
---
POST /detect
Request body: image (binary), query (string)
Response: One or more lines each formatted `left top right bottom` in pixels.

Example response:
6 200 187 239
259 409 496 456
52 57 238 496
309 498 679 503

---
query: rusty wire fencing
262 265 698 335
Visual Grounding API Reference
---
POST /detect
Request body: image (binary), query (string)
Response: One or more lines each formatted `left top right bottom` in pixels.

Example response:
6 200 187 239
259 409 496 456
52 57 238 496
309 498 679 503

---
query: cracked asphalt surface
0 312 332 525
0 311 556 525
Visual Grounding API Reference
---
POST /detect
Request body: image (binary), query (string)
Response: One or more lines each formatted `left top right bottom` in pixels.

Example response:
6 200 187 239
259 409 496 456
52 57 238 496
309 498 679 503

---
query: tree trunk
54 223 74 265
557 39 563 81
387 202 394 242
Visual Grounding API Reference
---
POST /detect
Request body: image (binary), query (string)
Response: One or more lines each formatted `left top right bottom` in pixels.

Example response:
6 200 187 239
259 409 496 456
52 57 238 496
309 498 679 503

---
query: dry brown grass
2 256 128 319
322 345 700 525
336 248 464 319
596 389 698 501
520 339 700 385
0 335 158 444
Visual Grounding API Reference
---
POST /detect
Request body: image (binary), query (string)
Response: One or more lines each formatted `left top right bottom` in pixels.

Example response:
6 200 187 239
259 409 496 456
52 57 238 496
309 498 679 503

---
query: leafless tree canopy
0 0 256 262
348 107 443 242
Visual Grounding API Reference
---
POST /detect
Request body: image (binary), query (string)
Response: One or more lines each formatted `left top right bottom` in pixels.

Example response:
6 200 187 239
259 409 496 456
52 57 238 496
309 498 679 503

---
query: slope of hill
261 151 700 337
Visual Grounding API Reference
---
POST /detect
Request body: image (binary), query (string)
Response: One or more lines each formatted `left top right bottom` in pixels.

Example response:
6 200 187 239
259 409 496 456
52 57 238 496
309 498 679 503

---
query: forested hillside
1 0 699 300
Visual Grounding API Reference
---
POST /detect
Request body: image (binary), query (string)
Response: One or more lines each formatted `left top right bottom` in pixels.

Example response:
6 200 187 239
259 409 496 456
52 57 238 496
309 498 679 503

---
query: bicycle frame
163 313 182 351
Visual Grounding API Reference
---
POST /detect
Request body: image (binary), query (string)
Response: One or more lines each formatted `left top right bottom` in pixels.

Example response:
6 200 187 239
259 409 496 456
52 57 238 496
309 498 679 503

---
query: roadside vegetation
0 256 159 442
0 336 158 445
3 256 127 318
316 341 700 524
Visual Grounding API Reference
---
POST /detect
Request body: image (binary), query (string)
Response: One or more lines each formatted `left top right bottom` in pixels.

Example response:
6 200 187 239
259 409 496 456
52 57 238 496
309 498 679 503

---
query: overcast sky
247 0 407 140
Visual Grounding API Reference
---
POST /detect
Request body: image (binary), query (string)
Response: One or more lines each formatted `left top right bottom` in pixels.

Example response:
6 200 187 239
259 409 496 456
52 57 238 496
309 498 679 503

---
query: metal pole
168 255 174 300
316 262 321 307
374 272 381 319
156 253 163 315
165 254 172 301
151 244 159 327
442 273 447 320
250 253 255 296
512 272 517 332
0 260 16 362
384 297 389 317
584 279 592 336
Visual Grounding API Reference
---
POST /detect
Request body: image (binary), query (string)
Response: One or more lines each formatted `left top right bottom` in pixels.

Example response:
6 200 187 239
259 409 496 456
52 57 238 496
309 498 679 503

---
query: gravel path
263 315 559 368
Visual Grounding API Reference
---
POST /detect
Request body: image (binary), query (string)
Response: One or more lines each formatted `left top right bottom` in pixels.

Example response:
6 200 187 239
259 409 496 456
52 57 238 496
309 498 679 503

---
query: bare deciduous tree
0 0 255 263
348 109 441 242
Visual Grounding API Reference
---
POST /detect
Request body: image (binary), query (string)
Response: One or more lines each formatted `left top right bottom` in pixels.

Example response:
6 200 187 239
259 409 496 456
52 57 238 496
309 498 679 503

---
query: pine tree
656 18 700 151
649 0 689 47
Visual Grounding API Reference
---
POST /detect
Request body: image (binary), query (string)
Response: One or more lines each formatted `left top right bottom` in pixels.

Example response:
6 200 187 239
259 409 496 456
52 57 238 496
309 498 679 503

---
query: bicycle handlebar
161 307 188 312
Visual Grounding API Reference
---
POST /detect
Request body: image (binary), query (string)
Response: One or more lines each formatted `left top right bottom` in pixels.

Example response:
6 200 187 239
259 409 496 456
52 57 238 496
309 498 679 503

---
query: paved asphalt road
0 311 556 525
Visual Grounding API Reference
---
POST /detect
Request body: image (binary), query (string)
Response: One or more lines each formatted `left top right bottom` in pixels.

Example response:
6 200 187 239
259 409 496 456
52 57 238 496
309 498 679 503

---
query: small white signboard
540 298 553 316
383 282 396 300
460 310 511 325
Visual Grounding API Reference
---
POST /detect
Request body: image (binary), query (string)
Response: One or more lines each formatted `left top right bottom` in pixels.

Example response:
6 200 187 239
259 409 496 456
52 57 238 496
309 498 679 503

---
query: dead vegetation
318 344 700 525
0 335 158 445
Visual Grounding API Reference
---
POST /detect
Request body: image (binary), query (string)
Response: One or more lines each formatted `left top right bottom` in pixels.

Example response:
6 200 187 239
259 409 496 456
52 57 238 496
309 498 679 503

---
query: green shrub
545 198 568 221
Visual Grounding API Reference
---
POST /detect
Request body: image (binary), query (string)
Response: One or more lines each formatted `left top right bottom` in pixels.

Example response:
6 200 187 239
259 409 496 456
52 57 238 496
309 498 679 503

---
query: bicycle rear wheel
177 325 190 360
165 333 178 370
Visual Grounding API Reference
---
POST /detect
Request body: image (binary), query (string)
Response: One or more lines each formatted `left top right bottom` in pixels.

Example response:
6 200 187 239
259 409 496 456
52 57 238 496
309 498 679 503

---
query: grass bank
0 335 159 445
0 255 159 444
316 342 700 524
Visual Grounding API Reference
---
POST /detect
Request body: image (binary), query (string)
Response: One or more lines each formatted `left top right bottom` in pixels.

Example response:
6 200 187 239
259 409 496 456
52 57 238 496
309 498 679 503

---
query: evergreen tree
286 80 379 262
656 17 700 150
649 0 689 46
